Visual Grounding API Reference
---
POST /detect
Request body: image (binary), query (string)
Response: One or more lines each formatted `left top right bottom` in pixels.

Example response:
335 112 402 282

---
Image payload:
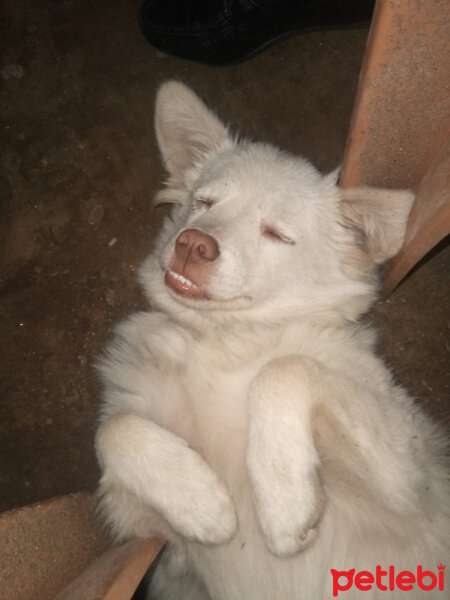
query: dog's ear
154 81 232 181
340 187 415 263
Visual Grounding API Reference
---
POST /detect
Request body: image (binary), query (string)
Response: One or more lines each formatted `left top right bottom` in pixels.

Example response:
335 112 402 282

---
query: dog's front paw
254 468 325 557
178 484 238 545
164 465 238 545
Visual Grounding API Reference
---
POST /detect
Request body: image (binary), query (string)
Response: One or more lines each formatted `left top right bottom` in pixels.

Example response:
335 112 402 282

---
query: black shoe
140 0 375 65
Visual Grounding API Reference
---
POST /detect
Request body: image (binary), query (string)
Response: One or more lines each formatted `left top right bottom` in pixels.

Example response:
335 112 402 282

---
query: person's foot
140 0 375 65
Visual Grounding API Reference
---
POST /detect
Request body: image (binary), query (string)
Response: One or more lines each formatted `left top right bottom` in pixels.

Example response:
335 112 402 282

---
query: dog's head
139 81 413 326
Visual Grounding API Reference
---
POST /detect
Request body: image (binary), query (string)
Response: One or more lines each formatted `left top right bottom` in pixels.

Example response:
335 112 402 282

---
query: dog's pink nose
175 229 219 262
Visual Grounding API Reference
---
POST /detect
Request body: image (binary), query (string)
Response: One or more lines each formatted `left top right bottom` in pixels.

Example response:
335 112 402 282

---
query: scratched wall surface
341 0 450 189
340 0 450 293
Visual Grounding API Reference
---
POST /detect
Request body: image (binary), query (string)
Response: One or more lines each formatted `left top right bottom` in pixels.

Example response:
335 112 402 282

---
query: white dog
95 82 449 599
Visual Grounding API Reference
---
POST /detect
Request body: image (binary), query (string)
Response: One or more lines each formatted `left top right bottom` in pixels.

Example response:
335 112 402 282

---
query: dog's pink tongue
165 271 207 299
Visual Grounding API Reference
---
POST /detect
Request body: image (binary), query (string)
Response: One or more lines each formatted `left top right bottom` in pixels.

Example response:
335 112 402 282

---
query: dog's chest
173 339 274 474
184 352 258 434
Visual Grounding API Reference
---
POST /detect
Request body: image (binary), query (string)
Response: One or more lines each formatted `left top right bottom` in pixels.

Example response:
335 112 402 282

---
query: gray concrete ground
1 1 449 512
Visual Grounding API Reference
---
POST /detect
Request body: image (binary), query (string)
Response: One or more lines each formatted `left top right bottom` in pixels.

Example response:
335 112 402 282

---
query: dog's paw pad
265 522 320 557
297 524 319 548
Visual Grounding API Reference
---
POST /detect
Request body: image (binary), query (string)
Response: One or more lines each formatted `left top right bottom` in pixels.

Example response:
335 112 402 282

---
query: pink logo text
331 564 445 597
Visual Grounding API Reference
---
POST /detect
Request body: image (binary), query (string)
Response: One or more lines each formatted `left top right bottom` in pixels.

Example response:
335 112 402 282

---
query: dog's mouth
165 270 209 300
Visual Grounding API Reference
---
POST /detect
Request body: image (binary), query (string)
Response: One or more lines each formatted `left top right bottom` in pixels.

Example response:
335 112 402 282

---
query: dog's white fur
96 82 449 599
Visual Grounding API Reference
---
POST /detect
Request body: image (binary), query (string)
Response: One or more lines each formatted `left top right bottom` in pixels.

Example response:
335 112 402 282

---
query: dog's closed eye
192 197 216 213
262 225 296 245
197 197 215 208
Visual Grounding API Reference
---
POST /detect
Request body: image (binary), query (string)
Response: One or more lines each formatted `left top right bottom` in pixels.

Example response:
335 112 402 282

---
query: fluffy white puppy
96 82 449 599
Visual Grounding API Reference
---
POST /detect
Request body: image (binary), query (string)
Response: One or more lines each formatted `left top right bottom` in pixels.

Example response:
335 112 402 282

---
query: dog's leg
247 355 327 557
96 413 237 544
146 544 211 600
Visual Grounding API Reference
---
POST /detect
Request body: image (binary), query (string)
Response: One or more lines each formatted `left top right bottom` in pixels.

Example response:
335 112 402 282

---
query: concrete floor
0 1 449 513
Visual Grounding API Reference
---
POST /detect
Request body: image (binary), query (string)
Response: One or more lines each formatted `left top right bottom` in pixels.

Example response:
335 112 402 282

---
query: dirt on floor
0 0 449 513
